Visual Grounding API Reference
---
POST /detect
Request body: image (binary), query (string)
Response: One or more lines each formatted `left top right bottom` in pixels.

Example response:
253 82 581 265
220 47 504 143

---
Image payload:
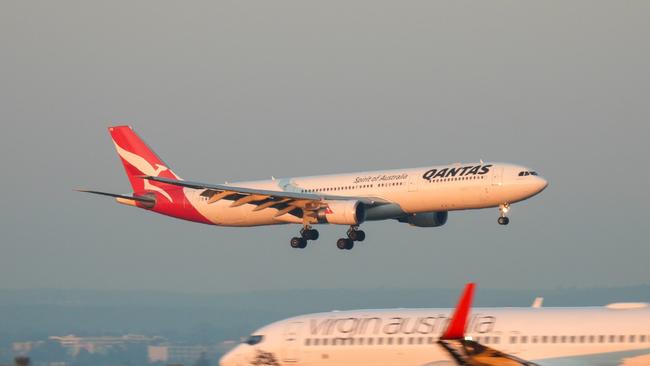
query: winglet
440 283 476 340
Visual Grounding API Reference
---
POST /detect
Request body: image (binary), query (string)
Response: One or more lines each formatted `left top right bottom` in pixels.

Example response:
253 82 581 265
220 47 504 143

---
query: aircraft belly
313 346 444 366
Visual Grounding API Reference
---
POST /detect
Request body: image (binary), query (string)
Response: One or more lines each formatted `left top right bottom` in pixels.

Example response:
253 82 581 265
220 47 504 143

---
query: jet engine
401 211 448 227
317 200 366 225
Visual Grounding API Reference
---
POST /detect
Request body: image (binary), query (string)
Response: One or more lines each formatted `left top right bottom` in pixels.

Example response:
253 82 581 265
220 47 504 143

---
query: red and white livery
80 126 548 250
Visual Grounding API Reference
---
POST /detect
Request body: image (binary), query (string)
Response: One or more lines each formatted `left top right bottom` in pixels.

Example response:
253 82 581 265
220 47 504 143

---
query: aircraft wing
438 283 541 366
141 176 389 217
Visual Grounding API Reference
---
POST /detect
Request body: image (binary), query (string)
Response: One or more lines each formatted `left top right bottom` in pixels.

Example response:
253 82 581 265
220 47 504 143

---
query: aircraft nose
220 349 239 366
534 176 548 193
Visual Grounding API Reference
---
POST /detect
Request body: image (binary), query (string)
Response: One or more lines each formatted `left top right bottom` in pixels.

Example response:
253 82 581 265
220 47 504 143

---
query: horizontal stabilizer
76 189 155 204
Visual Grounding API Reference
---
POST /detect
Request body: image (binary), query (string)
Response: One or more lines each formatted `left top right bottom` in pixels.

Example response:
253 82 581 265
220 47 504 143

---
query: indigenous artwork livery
80 126 547 250
220 284 650 366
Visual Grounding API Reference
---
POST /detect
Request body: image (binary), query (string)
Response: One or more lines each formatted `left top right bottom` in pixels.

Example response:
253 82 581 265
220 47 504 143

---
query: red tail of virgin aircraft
80 126 547 250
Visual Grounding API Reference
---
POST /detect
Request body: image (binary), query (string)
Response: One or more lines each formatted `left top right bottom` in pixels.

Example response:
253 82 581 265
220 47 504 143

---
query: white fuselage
186 162 547 226
221 305 650 366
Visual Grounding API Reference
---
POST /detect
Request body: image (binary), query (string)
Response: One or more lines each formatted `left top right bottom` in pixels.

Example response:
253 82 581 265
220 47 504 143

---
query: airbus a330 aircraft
220 284 650 366
81 126 547 249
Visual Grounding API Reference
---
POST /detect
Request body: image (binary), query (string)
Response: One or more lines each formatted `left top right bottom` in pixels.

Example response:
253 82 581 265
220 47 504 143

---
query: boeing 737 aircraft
80 126 547 249
220 284 650 366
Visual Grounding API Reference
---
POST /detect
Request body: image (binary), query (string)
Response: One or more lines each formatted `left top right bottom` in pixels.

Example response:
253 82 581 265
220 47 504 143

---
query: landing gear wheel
498 217 510 225
348 229 366 242
337 238 354 250
301 228 319 241
290 237 307 248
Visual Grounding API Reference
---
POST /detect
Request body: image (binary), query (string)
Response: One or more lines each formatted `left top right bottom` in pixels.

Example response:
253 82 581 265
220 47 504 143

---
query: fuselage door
408 174 419 192
282 321 303 363
505 330 524 354
491 166 503 186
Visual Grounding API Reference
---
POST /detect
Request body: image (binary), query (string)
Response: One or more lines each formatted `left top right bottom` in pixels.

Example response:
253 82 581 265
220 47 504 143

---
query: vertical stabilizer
108 125 180 201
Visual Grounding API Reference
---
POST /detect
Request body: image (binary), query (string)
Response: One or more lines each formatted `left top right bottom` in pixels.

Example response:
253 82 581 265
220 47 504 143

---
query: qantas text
422 165 492 182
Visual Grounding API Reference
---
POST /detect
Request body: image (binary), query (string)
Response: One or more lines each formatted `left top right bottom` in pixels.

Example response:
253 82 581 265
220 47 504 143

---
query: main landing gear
290 225 366 250
336 226 366 250
498 204 510 225
290 226 319 249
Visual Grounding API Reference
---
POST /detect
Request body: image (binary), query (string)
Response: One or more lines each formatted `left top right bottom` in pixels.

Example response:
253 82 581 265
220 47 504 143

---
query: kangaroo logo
113 142 175 202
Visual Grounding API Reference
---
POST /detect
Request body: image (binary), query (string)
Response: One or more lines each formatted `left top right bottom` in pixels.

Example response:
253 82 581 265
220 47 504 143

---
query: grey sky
1 1 649 293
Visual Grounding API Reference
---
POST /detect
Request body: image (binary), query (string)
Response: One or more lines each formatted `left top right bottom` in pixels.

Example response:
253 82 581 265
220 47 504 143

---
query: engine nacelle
403 211 448 227
318 200 366 225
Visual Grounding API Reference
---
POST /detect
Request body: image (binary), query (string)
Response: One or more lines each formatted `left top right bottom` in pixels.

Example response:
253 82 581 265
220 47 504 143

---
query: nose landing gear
498 204 510 225
289 226 319 249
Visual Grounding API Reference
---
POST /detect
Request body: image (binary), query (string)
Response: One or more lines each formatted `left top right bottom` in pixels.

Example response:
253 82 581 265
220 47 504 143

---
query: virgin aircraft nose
220 348 241 366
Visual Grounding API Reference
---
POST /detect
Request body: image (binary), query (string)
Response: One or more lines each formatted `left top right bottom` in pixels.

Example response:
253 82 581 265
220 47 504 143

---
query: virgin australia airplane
80 126 547 250
220 284 650 366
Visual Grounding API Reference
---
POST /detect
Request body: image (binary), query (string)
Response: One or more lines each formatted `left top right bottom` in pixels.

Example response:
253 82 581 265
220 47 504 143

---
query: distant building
12 342 44 354
49 334 163 356
148 344 217 364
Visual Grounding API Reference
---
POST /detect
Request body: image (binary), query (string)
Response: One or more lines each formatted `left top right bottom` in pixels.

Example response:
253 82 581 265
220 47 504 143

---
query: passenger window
521 336 528 344
323 338 329 346
314 339 320 346
305 339 311 346
368 338 374 345
510 336 517 344
377 338 383 345
387 338 393 345
397 337 403 345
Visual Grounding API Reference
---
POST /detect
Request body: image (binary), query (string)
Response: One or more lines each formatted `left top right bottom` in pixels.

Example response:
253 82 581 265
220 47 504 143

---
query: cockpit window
518 171 538 176
243 335 264 345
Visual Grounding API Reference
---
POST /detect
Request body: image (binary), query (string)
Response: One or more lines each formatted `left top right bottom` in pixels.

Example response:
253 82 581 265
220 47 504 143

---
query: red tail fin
108 126 180 198
441 283 476 340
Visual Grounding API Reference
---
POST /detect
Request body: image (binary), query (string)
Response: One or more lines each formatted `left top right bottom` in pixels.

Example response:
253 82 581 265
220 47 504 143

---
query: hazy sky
1 1 649 293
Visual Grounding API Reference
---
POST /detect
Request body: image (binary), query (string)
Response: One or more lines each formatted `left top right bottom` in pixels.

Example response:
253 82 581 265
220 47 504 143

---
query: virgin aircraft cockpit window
243 335 264 345
518 171 538 176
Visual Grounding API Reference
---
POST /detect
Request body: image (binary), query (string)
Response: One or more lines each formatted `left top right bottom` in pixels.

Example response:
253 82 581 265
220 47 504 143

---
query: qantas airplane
80 126 548 249
219 284 650 366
